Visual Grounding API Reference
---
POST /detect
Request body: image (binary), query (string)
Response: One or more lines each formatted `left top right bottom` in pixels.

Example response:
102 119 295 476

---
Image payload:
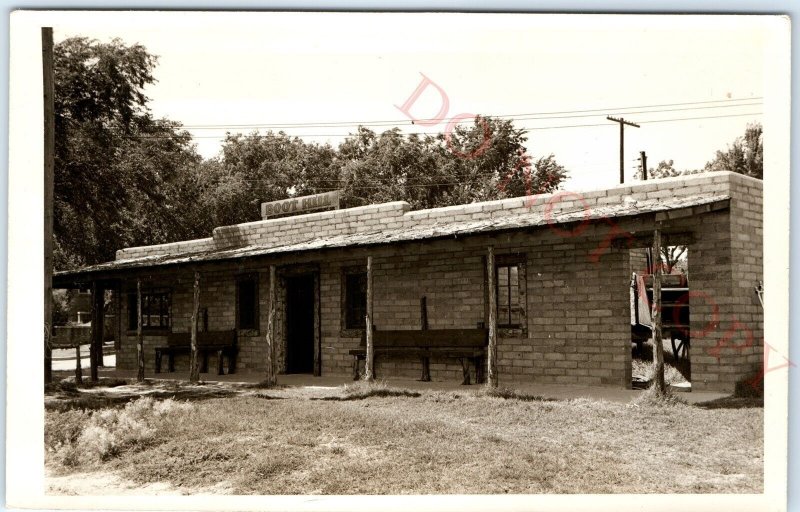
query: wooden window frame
340 265 367 337
126 287 172 335
487 253 528 337
236 273 260 335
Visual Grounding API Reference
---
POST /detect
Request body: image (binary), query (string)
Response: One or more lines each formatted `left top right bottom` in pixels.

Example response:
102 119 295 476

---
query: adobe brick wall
114 172 762 392
690 174 763 391
116 172 735 261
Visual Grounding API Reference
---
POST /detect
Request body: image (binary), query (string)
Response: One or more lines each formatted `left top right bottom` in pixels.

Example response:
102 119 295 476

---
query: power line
174 97 762 129
123 111 763 139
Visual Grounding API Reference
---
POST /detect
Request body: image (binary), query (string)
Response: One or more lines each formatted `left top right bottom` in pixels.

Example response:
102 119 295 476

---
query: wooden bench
349 327 488 384
155 330 238 375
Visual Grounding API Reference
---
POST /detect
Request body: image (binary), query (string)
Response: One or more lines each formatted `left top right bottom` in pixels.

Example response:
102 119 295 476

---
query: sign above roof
261 190 341 219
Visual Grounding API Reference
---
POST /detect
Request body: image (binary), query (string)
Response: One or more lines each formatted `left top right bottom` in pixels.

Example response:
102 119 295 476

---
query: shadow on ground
694 396 764 409
45 379 238 412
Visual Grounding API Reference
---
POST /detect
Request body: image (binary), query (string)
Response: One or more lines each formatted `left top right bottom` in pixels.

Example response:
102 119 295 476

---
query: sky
54 12 767 191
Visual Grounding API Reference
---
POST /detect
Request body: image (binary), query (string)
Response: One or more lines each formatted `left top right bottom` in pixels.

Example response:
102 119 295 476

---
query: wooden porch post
364 256 374 382
652 226 666 395
420 296 431 382
74 342 83 385
189 271 201 382
89 281 102 382
265 265 277 386
486 246 498 388
136 279 145 382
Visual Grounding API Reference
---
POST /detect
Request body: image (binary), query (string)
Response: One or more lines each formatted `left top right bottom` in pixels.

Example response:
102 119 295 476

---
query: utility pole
606 116 640 184
639 151 648 181
43 27 54 385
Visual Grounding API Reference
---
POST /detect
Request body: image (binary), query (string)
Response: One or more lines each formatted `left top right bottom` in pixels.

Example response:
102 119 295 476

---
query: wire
122 111 763 139
174 96 762 129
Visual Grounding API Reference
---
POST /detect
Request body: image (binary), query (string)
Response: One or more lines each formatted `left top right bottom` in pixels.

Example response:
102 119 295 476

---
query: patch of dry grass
631 359 688 386
324 380 421 400
46 397 193 466
45 383 763 495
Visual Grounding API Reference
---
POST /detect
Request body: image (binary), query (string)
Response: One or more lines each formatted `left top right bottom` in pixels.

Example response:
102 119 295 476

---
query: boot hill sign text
260 190 341 219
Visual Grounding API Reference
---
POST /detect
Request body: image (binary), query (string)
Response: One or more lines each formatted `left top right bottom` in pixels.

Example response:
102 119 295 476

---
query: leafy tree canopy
53 39 570 269
54 37 203 268
704 122 763 179
638 122 763 181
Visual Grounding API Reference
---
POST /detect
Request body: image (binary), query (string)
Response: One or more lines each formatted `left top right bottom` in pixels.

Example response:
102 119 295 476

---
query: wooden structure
350 327 488 384
631 273 691 361
49 339 83 385
155 330 237 375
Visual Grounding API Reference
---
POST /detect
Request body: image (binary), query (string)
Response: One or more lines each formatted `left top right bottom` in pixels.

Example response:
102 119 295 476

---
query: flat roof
54 192 729 285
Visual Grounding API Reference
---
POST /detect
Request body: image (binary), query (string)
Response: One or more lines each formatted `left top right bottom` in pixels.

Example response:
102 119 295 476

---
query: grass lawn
45 380 763 495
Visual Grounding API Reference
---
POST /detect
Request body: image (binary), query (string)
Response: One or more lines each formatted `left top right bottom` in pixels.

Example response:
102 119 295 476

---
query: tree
201 132 340 226
337 117 568 211
704 122 763 179
660 245 687 275
54 37 204 268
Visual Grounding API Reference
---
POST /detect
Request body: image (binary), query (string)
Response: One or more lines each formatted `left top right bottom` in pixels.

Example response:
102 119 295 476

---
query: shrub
46 397 194 466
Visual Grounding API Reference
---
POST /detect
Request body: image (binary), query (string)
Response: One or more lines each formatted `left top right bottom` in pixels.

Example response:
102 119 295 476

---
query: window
236 275 259 331
127 290 171 330
496 264 522 327
343 270 367 330
492 255 526 331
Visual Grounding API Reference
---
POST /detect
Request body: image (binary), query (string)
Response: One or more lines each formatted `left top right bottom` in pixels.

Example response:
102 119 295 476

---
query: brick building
53 171 763 392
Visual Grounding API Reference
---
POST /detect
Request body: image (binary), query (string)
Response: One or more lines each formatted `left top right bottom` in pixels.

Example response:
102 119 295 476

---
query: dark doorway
286 273 316 374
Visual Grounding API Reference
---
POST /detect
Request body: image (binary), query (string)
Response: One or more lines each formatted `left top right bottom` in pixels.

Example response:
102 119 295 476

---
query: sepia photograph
5 9 792 511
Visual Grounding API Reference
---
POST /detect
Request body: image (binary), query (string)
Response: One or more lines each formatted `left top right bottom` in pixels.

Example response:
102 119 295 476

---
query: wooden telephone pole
640 151 648 181
606 116 640 184
43 27 54 385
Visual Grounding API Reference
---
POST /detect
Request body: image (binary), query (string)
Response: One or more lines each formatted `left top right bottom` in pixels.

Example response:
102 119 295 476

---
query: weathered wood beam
89 281 102 382
313 272 321 377
610 231 695 249
114 285 122 351
265 265 277 386
654 199 729 222
74 343 82 385
136 278 144 382
420 296 430 382
651 226 666 396
487 246 498 388
189 271 201 382
365 256 374 382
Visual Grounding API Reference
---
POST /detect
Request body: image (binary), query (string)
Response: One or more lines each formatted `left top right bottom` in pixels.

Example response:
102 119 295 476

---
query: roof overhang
53 195 730 288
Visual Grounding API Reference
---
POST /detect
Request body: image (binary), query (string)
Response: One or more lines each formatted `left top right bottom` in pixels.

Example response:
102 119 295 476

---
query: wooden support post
313 272 321 377
420 296 431 382
96 285 106 369
486 246 498 388
43 27 54 385
89 282 100 382
652 226 666 395
364 256 374 382
265 265 277 386
74 343 82 385
189 271 201 382
136 279 144 382
114 285 122 351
